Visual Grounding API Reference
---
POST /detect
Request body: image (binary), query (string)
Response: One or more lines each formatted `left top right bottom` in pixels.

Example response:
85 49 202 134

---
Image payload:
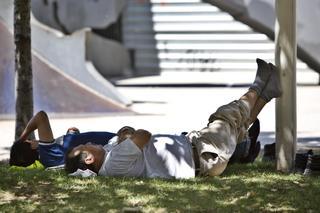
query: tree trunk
14 0 34 140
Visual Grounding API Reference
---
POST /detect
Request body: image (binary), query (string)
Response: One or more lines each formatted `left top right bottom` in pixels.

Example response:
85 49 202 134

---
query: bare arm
130 129 152 150
19 111 54 142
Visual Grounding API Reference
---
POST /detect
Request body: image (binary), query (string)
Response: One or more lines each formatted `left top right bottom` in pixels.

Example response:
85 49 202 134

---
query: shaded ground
0 162 319 212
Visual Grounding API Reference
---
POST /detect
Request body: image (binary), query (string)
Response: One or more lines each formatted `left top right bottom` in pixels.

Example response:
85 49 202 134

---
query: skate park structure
1 0 320 117
0 0 132 117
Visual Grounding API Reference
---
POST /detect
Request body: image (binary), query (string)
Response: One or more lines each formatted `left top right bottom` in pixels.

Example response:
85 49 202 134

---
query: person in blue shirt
9 111 116 168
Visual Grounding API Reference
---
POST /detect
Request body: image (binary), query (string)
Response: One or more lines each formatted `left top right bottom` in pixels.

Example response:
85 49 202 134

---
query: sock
260 63 282 102
249 58 272 95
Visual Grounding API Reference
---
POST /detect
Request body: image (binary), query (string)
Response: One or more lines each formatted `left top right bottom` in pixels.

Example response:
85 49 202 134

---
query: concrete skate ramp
31 20 130 106
0 20 131 115
0 0 131 114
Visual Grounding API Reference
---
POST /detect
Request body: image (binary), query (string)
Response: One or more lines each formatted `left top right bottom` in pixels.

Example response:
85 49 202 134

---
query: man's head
117 126 135 143
65 144 106 174
10 141 39 167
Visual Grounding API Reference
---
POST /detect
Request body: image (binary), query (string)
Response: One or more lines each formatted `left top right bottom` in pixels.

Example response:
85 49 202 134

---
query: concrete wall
204 0 320 74
31 0 126 34
31 0 133 78
86 32 132 78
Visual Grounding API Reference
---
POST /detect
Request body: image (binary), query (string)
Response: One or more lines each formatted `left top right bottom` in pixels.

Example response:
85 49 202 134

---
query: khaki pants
187 100 251 176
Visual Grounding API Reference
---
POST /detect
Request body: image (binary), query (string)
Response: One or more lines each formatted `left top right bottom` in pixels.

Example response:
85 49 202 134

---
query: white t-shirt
98 134 195 179
98 138 145 177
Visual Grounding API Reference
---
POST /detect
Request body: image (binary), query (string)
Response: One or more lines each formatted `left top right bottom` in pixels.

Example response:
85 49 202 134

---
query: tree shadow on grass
0 163 320 212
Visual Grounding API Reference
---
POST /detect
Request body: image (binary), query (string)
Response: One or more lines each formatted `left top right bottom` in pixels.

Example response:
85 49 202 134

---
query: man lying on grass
65 58 282 178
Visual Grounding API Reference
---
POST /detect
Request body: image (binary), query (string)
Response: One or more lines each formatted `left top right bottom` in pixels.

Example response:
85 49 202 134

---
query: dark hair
9 141 39 167
117 126 135 143
65 149 93 173
66 127 80 135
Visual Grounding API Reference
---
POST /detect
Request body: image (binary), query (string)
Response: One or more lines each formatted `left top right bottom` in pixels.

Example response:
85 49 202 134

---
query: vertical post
14 0 34 139
275 0 297 172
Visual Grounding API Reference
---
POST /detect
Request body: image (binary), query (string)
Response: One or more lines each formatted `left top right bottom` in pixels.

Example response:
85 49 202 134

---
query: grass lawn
0 161 319 212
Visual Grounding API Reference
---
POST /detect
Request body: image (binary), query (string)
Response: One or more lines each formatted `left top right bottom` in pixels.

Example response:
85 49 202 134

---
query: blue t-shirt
38 131 116 167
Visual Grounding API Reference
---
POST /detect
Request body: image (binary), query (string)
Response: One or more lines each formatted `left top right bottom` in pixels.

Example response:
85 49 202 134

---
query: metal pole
275 0 297 172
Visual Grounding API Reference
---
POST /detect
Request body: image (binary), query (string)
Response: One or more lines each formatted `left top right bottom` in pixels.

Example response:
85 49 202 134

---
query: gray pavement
1 74 320 160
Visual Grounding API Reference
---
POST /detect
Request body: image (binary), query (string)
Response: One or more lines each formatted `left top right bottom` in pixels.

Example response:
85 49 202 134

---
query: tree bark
14 0 34 140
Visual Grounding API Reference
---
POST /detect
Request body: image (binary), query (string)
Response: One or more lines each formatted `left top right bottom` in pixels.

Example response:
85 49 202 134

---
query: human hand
66 127 80 134
25 139 39 149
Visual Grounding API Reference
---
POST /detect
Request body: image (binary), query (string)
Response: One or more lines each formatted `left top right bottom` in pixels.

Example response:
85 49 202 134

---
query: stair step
126 4 219 14
125 38 271 48
158 61 308 70
155 33 268 41
160 68 315 73
153 22 251 32
123 14 233 24
124 44 275 52
135 54 312 71
152 14 234 22
123 22 252 33
136 52 275 60
135 62 160 69
151 4 219 13
156 42 274 50
124 33 269 42
156 52 275 60
150 0 202 3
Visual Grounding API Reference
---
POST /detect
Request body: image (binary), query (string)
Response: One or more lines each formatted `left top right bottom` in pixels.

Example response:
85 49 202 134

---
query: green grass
0 162 319 212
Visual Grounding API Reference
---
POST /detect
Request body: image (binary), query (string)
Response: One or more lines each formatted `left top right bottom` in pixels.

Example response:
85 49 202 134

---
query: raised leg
240 58 272 123
250 62 283 124
260 63 283 102
239 89 260 114
249 97 267 124
249 58 272 96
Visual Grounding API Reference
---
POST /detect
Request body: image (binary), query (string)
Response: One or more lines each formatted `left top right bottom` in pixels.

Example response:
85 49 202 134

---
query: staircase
122 0 159 75
122 0 318 84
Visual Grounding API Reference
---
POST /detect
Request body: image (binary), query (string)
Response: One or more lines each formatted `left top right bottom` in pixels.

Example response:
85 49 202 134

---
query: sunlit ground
1 86 320 160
